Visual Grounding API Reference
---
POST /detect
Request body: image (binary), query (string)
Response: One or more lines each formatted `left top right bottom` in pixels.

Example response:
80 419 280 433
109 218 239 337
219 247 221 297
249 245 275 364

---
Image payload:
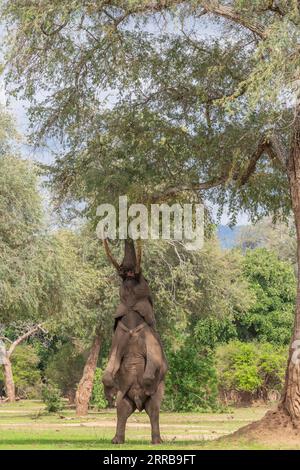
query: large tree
1 0 300 434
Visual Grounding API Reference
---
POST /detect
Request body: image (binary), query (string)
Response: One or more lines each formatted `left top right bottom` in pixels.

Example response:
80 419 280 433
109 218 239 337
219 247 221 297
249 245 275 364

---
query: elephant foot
112 435 125 444
152 436 163 444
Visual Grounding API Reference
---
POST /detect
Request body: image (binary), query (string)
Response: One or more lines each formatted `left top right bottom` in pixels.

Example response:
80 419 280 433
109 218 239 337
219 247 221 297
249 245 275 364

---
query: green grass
0 401 295 450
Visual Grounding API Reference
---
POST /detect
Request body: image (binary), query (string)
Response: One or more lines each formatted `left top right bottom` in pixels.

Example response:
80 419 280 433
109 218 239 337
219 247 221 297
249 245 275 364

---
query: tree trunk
281 102 300 424
3 358 15 402
75 333 102 416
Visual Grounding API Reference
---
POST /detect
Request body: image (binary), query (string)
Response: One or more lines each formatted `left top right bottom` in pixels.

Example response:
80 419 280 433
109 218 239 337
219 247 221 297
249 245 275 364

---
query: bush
0 344 42 399
164 339 220 412
194 316 238 349
238 249 295 344
42 381 64 413
216 340 287 403
91 368 108 409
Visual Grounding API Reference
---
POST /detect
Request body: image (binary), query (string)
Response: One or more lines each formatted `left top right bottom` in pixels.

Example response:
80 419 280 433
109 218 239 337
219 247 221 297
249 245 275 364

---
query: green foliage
42 381 64 413
0 155 42 249
1 1 297 222
0 139 72 327
0 345 42 399
45 343 85 401
45 229 118 342
193 247 296 348
216 341 287 400
164 339 219 412
238 248 295 344
0 154 47 323
141 238 253 344
91 368 108 410
194 316 238 349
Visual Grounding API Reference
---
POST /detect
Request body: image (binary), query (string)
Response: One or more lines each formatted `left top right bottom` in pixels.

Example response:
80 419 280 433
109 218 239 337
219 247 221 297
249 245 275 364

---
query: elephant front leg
112 393 136 444
143 359 159 395
103 326 130 389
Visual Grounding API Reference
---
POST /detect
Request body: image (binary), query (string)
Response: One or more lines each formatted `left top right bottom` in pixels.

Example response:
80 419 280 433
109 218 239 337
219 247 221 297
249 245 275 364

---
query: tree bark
75 333 102 416
3 358 15 402
281 102 300 424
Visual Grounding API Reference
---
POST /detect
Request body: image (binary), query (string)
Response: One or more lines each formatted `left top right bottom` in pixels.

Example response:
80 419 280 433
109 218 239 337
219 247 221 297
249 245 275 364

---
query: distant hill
217 225 244 249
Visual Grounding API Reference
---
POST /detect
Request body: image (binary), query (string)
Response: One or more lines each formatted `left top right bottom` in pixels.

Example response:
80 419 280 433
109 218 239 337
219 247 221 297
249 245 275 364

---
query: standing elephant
102 239 167 444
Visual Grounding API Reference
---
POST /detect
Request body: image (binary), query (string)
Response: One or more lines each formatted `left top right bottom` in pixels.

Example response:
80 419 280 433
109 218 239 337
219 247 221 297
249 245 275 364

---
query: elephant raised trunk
103 238 142 277
102 239 167 444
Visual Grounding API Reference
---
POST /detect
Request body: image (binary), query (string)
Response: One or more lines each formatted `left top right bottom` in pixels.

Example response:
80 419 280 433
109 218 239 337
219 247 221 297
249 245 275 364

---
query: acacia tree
1 0 300 433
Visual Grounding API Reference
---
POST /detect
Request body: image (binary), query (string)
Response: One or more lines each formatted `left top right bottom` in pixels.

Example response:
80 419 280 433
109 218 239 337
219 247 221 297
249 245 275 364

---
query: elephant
102 239 167 444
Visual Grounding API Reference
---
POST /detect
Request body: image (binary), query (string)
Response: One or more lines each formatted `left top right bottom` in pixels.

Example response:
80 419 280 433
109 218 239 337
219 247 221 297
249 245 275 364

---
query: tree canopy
1 1 298 221
0 112 48 323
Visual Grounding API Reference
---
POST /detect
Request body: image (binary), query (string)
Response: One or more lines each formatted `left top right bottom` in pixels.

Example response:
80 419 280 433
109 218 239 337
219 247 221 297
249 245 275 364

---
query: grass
0 400 295 450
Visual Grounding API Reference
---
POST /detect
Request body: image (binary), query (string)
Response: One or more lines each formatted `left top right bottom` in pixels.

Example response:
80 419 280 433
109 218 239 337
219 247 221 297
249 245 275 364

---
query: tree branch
7 324 44 358
201 1 267 39
151 132 288 201
40 19 69 36
0 337 12 344
238 134 288 186
109 1 267 39
150 173 229 202
265 134 289 166
238 137 270 186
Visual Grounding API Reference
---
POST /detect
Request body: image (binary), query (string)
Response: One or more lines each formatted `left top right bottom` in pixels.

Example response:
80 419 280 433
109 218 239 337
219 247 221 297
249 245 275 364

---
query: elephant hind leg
145 382 164 445
112 392 136 444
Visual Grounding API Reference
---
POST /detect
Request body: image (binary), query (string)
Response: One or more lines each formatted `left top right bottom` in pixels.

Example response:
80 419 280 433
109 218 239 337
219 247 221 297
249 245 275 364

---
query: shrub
194 316 238 349
164 339 220 412
216 340 287 403
238 249 295 344
91 368 108 409
42 381 64 413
